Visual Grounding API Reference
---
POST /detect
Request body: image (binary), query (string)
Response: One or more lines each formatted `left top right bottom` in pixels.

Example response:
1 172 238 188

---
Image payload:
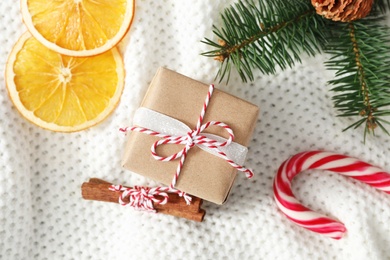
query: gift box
122 67 259 204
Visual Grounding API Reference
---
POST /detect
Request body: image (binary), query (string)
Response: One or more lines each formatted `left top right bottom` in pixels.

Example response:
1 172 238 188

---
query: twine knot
185 130 197 147
109 185 169 212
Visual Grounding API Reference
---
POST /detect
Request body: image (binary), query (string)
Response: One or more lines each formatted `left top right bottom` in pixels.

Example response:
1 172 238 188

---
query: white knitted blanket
1 1 390 259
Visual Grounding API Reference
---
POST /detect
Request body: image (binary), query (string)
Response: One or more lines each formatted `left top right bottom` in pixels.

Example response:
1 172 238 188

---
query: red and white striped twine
117 84 253 212
109 185 172 212
273 151 390 239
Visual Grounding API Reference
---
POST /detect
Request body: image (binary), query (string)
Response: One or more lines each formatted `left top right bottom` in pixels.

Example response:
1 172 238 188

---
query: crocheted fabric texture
1 1 389 259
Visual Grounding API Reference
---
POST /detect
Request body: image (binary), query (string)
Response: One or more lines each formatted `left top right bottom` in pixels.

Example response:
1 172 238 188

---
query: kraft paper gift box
122 67 259 204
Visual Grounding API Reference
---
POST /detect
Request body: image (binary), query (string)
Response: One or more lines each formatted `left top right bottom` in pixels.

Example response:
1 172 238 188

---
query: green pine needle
324 18 390 136
373 0 390 13
201 0 328 82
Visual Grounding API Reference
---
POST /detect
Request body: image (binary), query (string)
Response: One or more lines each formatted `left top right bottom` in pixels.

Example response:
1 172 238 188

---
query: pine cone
311 0 374 22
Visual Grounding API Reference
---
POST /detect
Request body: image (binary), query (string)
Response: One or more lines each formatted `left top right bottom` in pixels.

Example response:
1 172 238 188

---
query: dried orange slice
21 0 135 57
6 32 125 132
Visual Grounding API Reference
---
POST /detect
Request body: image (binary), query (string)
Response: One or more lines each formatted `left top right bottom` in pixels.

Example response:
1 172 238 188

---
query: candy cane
273 151 390 239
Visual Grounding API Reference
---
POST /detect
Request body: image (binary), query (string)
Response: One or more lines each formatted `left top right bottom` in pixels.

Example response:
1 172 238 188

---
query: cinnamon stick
81 178 205 222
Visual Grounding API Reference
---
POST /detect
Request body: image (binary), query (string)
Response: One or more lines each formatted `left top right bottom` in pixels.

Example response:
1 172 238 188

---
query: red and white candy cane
273 151 390 239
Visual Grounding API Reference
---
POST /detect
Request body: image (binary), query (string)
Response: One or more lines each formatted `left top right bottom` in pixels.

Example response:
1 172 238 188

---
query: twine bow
150 118 246 187
109 185 170 212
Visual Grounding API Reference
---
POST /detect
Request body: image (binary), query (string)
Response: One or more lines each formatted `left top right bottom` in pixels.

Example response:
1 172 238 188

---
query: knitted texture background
1 1 390 259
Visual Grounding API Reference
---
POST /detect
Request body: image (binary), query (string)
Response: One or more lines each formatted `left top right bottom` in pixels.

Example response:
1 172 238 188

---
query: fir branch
201 0 329 82
325 18 390 136
373 0 390 13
